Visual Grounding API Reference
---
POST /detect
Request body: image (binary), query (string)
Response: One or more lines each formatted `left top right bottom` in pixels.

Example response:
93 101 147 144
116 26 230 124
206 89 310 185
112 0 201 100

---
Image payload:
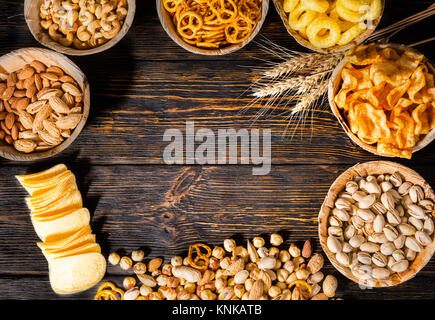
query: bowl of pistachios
318 161 435 287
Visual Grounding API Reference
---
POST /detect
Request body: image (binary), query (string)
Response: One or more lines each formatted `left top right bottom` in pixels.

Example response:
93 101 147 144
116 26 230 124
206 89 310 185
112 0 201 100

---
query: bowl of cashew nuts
24 0 136 56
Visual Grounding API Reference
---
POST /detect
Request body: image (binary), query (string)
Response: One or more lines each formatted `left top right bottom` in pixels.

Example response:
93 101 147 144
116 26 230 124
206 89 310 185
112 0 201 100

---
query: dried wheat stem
291 80 328 115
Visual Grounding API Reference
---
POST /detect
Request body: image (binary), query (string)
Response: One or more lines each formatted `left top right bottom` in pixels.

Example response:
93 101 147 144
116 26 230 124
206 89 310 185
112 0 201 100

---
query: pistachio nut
392 249 405 261
380 242 395 256
383 225 399 241
371 215 384 235
342 242 353 253
344 224 356 240
405 248 416 261
423 218 434 235
358 208 375 222
386 209 401 226
409 185 424 203
336 251 350 266
351 264 372 280
397 223 417 236
332 208 350 222
360 242 380 253
415 230 432 247
398 181 412 195
372 252 387 267
408 217 423 231
405 237 422 252
371 233 388 244
326 236 342 253
419 199 434 212
381 192 396 211
345 181 359 194
329 216 343 227
380 181 393 193
357 252 372 265
389 172 403 188
407 204 426 220
372 267 390 280
393 235 405 249
390 260 409 273
351 215 365 230
335 198 352 211
352 191 368 202
349 234 365 248
372 202 387 215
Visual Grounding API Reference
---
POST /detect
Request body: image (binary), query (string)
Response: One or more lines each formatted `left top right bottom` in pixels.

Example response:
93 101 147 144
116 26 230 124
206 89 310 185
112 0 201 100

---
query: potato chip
28 189 82 216
19 170 73 197
44 242 101 261
48 252 106 295
16 164 67 185
36 225 91 251
31 207 90 242
412 103 431 135
41 233 96 255
26 175 77 209
335 44 435 158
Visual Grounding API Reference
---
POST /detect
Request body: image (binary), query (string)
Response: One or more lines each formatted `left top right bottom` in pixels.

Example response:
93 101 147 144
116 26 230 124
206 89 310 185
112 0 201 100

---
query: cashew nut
101 20 120 39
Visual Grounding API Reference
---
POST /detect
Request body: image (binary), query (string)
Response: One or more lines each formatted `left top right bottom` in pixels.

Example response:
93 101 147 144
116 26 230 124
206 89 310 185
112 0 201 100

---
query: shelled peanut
0 60 83 153
39 0 128 50
101 234 340 300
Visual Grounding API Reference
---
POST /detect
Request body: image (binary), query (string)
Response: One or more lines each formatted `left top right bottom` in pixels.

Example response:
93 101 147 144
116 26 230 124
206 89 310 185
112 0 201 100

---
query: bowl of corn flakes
328 43 435 159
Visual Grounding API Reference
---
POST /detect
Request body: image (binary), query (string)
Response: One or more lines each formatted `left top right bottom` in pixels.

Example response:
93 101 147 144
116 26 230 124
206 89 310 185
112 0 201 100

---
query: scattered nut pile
99 234 340 300
327 172 435 284
39 0 128 50
0 60 83 153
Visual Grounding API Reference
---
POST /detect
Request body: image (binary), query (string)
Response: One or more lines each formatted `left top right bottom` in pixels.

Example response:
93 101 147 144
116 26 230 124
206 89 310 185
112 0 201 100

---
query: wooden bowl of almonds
24 0 136 56
156 0 269 56
0 47 90 161
318 161 435 287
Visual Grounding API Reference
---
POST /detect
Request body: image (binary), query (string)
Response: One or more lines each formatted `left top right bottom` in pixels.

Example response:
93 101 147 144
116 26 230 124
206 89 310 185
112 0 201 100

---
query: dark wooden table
0 0 434 300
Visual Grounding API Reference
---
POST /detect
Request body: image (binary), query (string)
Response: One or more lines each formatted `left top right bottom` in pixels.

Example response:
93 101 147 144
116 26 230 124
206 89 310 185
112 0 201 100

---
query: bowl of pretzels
157 0 270 55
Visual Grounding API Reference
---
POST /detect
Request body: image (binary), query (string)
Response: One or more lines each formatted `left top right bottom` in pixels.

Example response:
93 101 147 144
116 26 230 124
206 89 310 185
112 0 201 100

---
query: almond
17 66 35 80
37 88 63 100
55 113 82 130
13 139 37 153
33 103 52 133
248 279 264 300
14 97 30 111
5 112 15 129
302 240 313 258
38 130 63 146
62 82 82 96
49 96 70 114
43 119 61 138
40 72 59 81
223 258 245 276
148 258 163 273
2 86 15 100
46 66 64 76
26 100 47 114
30 60 47 73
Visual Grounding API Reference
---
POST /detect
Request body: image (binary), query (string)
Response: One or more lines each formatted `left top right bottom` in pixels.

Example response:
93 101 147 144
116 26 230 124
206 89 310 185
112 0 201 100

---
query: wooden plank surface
0 0 434 300
0 1 434 165
0 164 434 299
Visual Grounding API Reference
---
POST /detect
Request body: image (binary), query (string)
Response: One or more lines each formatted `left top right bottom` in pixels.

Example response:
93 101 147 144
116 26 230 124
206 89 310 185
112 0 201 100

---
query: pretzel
95 281 124 300
288 280 312 300
177 11 204 39
165 0 262 49
188 243 212 270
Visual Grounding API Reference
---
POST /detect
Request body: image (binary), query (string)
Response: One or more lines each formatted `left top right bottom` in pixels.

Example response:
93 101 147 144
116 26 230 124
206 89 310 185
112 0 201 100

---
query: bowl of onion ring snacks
328 43 435 159
157 0 269 55
273 0 384 53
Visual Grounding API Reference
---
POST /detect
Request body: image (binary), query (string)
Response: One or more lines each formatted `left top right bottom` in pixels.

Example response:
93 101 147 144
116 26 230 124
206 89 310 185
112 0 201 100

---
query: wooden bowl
156 0 269 55
328 43 435 157
318 161 435 287
24 0 136 56
272 0 384 53
0 48 90 161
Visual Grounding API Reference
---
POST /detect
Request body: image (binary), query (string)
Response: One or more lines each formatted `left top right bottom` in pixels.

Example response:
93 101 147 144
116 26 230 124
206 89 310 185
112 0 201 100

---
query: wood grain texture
0 164 434 299
0 0 433 300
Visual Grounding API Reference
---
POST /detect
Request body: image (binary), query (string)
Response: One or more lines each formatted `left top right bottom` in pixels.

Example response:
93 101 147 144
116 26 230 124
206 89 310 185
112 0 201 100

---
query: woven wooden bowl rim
0 48 90 161
272 0 385 53
24 0 136 56
328 43 435 157
318 161 435 287
156 0 270 56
